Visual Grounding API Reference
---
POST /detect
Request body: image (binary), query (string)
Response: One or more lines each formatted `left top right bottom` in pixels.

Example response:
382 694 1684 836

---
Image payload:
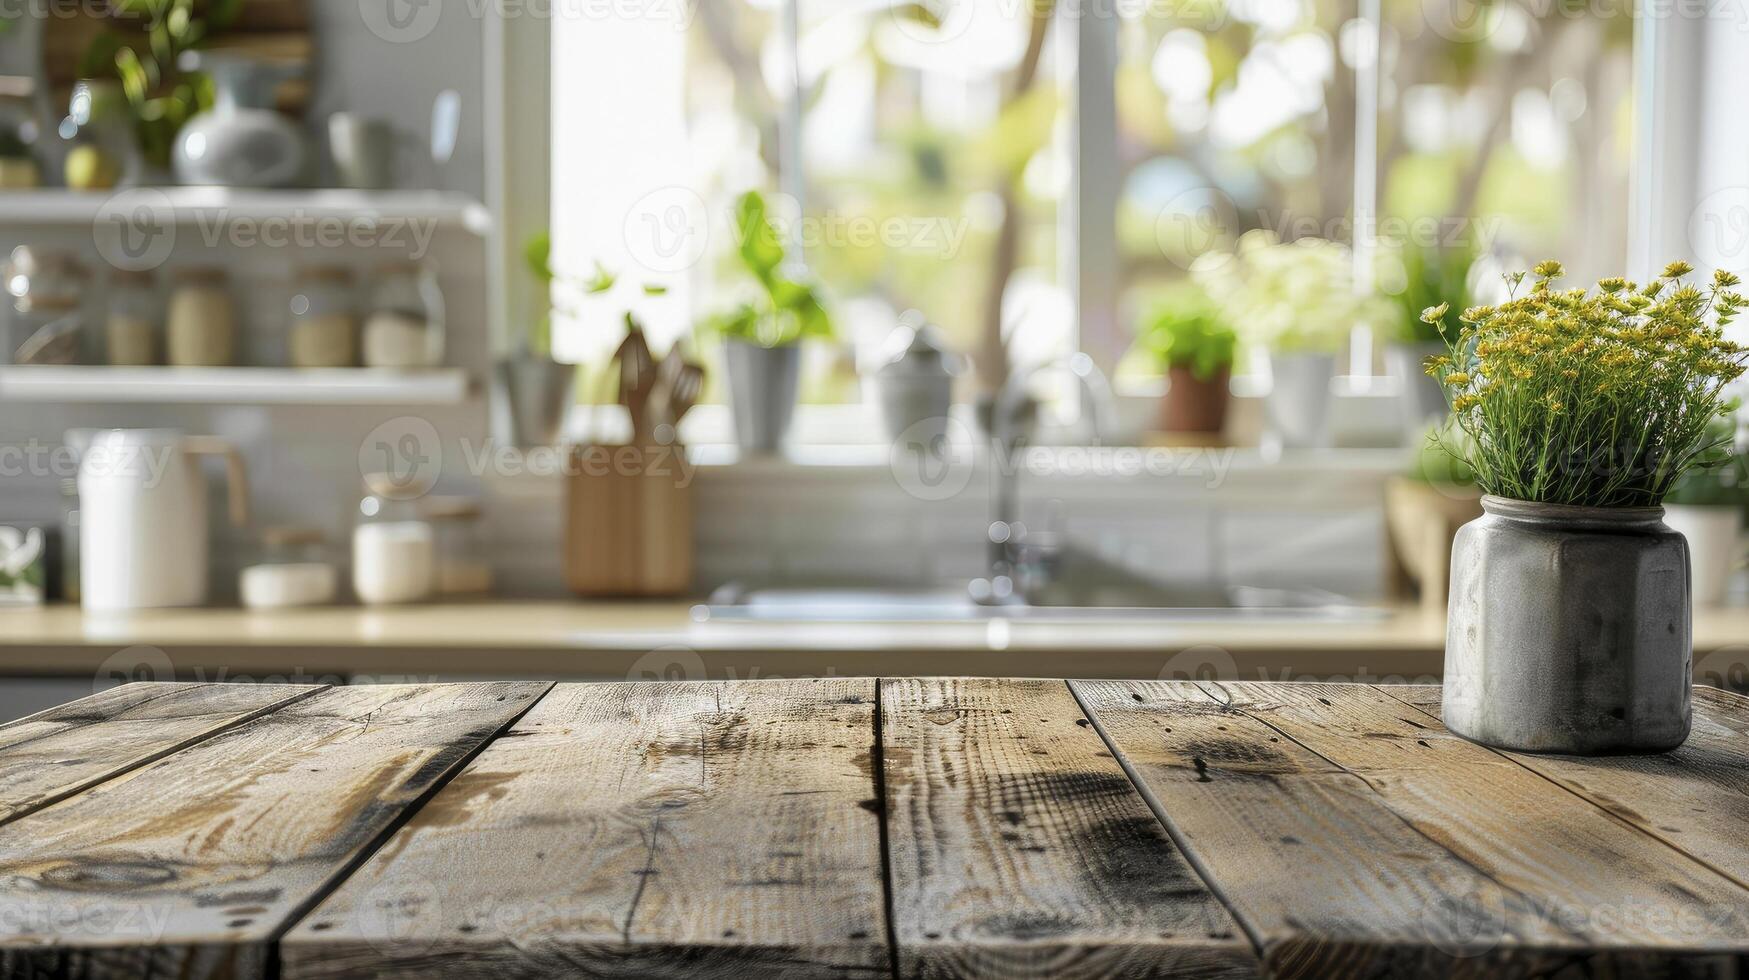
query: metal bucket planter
725 339 800 455
1444 496 1692 754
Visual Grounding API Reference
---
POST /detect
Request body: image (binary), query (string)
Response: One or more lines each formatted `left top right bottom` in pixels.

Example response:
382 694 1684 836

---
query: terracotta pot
1158 364 1231 435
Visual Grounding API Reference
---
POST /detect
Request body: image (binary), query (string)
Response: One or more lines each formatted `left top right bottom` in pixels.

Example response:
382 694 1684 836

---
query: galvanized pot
724 339 800 455
1444 495 1692 754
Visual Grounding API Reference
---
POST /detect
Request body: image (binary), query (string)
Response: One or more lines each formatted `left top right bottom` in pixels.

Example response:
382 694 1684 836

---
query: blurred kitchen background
1 0 1747 717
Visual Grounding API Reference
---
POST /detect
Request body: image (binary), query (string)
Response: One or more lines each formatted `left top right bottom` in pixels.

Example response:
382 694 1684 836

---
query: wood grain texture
1213 682 1749 973
1392 684 1749 890
281 679 888 980
882 678 1255 980
1075 679 1602 979
0 682 323 827
0 682 548 980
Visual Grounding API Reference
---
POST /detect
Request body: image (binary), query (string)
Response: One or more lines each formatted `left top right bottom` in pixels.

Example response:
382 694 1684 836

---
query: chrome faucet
972 354 1115 606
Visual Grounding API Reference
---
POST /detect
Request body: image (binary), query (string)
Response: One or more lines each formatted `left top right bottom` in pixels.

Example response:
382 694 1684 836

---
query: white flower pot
1265 351 1336 449
1663 504 1744 607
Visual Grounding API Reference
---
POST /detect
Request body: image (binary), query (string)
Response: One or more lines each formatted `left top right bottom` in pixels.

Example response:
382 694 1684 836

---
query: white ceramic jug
78 430 249 611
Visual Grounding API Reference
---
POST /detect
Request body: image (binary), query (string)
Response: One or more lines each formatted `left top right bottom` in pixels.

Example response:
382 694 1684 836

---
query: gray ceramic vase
1444 496 1692 754
725 339 800 455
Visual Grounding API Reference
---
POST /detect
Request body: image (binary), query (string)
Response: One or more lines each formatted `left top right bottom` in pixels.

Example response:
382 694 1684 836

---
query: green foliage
1387 241 1473 344
1137 283 1237 381
1665 413 1749 509
81 0 239 169
1425 261 1749 507
705 191 833 348
1407 417 1477 486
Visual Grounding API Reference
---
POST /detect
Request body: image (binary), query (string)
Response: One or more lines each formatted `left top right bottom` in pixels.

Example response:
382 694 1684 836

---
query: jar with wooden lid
239 526 337 610
106 269 161 366
288 266 357 368
421 495 492 596
167 266 236 367
363 262 444 369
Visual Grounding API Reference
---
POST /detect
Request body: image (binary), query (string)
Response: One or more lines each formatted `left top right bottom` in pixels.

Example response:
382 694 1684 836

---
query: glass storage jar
106 269 161 366
353 472 435 605
6 247 88 365
167 266 236 367
288 266 357 368
239 526 337 610
363 262 444 369
421 496 492 596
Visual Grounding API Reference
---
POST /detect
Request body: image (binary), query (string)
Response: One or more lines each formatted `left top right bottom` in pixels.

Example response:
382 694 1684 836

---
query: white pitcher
78 430 249 611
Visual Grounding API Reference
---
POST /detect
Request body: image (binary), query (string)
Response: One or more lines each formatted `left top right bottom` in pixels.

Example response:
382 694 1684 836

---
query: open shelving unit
0 189 493 235
0 365 472 405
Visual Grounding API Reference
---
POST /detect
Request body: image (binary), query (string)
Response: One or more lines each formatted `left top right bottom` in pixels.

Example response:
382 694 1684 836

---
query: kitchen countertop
2 601 1747 684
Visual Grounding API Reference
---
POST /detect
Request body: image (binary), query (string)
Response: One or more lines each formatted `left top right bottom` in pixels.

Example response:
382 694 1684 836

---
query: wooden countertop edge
0 601 1741 682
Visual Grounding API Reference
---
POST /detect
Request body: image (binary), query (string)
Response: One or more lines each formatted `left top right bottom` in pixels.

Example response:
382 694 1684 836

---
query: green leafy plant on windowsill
1386 241 1474 345
1665 413 1749 512
1137 283 1237 381
704 190 833 349
1407 417 1477 486
80 0 242 169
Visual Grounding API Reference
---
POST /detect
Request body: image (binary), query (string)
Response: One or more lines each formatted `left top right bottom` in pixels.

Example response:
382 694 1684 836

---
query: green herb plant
1138 283 1237 381
81 0 241 168
1425 261 1749 507
705 191 832 349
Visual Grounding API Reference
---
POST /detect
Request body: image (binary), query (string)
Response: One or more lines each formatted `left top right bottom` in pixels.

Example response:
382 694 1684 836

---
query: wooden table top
0 679 1746 979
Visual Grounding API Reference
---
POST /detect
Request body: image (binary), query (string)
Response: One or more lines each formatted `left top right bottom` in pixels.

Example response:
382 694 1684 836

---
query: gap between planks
264 682 558 965
871 678 902 980
1067 680 1272 965
0 682 329 830
1378 683 1749 895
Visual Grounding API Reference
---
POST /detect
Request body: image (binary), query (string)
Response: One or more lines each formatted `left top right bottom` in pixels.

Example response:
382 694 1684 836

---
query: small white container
352 473 435 605
239 526 336 610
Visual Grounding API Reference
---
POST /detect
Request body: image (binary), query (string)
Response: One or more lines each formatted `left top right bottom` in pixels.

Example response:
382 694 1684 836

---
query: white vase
1663 504 1744 607
1265 351 1336 449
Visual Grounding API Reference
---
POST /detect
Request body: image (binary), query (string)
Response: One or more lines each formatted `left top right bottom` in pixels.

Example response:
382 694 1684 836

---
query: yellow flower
1443 372 1472 387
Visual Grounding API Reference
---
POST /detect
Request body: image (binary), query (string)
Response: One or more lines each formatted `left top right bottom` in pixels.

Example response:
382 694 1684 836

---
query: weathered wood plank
1213 682 1749 972
0 681 548 980
0 682 323 827
282 679 888 980
883 678 1255 980
1387 684 1749 890
1075 679 1597 979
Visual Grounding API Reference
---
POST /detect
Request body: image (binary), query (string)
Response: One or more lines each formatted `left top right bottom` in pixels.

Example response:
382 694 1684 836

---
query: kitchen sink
693 582 1389 623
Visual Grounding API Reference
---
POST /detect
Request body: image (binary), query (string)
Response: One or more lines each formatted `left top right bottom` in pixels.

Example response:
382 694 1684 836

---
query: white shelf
0 189 492 236
0 366 472 405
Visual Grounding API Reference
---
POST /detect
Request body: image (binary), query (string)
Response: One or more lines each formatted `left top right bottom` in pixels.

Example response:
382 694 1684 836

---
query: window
547 0 1638 437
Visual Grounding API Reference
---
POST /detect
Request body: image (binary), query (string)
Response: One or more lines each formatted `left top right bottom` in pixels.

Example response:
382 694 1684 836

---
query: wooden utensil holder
563 443 694 597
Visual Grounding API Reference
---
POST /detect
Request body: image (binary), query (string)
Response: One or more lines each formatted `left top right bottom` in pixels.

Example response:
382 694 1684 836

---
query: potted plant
706 191 832 455
1662 423 1748 607
1196 230 1386 449
1138 283 1236 437
1384 242 1473 438
1427 260 1748 754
